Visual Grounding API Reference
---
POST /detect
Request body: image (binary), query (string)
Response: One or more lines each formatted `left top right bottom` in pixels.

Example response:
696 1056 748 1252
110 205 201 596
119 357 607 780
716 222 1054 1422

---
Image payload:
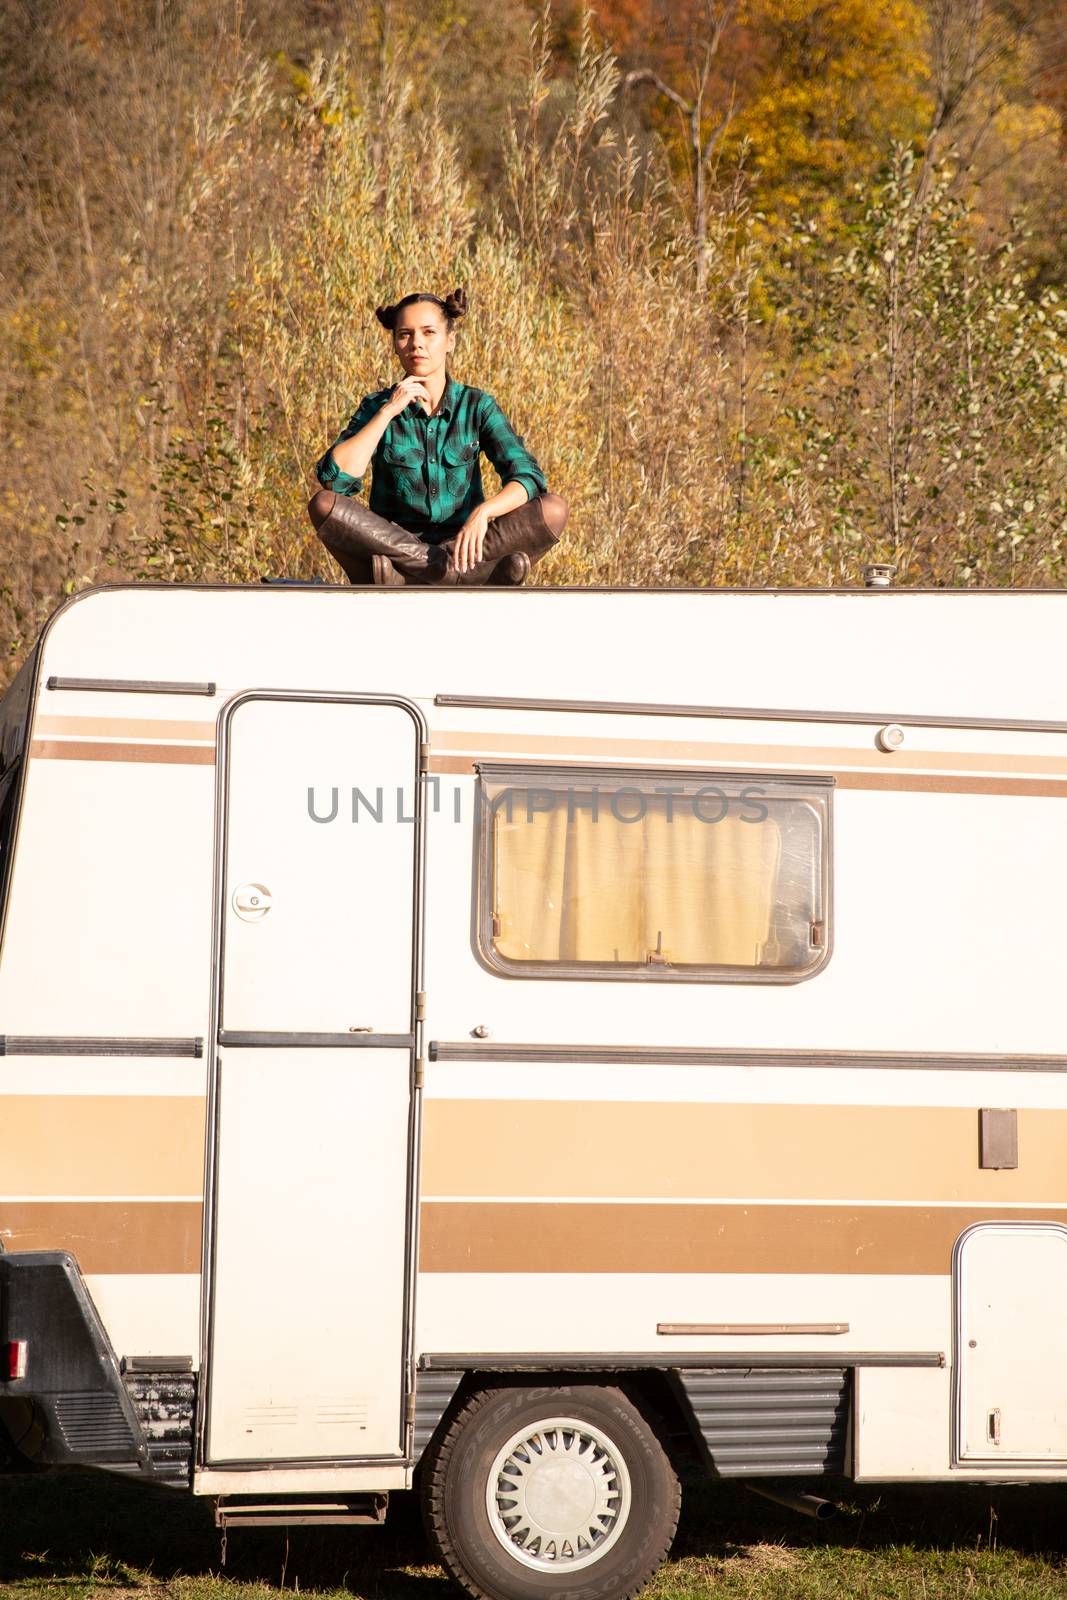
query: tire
421 1384 681 1600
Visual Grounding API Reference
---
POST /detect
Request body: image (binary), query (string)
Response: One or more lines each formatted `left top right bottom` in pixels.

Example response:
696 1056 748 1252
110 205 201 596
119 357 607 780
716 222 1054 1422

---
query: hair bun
375 303 398 330
442 287 467 321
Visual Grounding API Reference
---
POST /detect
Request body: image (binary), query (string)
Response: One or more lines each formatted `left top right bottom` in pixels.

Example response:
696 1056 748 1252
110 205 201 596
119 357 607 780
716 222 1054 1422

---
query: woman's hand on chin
451 504 491 574
385 376 431 417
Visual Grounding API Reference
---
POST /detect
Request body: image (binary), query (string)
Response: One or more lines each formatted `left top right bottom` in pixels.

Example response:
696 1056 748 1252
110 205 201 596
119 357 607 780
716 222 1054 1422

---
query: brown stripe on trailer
0 1096 205 1196
29 739 215 765
835 772 1067 796
418 1201 1067 1275
0 1200 203 1273
29 739 216 766
420 1101 1067 1204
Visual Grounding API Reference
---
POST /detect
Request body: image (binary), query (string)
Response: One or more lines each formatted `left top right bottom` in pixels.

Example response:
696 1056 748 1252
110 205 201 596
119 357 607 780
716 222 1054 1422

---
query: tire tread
421 1384 681 1600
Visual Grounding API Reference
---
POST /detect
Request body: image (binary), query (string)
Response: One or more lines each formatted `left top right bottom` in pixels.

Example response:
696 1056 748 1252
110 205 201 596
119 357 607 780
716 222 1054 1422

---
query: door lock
232 883 272 922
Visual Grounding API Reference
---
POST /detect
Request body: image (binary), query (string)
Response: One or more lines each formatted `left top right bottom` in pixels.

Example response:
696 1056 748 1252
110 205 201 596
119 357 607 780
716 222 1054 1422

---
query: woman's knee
308 489 335 530
540 492 569 537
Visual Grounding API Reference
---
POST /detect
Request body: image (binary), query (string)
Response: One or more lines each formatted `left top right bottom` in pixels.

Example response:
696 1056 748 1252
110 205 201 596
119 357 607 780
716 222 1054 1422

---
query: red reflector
5 1341 27 1380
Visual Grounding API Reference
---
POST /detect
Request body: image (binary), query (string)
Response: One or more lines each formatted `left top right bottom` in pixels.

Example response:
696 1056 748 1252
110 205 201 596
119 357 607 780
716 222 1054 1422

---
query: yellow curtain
493 789 785 968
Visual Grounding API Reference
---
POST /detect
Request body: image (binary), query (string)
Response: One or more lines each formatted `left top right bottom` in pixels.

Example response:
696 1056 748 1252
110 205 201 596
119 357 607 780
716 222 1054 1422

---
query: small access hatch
957 1223 1067 1462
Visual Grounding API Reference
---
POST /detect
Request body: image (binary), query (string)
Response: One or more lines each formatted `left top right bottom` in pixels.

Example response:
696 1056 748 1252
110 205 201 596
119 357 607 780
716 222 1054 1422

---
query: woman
309 288 568 586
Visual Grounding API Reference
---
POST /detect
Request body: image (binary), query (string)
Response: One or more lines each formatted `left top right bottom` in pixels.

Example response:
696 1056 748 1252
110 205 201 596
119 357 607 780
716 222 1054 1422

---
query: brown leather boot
309 492 448 585
372 555 404 586
438 493 565 586
486 552 531 586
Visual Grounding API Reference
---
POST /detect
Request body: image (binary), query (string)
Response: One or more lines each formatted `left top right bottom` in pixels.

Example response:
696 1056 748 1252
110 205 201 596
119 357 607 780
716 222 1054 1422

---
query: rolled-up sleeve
478 394 547 503
314 393 387 497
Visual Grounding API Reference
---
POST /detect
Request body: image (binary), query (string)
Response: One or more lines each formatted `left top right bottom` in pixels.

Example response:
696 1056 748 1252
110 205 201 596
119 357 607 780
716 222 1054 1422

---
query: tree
622 1 737 291
772 146 1067 582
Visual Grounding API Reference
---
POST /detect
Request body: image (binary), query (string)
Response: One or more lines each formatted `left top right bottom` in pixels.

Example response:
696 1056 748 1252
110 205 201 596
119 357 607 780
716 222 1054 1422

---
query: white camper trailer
3 581 1067 1599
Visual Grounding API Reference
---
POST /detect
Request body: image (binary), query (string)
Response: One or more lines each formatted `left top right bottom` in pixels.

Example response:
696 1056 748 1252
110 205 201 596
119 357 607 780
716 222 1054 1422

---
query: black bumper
0 1250 194 1483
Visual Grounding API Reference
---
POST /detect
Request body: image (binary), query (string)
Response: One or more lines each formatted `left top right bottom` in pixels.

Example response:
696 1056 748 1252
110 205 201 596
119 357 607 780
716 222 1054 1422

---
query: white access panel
958 1224 1067 1462
207 1048 411 1460
220 697 417 1035
207 697 419 1463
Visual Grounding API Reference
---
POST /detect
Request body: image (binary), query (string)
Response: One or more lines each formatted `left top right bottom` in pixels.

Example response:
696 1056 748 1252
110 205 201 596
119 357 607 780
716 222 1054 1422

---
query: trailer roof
33 582 1067 728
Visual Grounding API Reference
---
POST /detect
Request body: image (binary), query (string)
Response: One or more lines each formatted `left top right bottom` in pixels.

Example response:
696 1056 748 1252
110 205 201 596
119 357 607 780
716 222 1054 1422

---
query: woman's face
393 302 455 380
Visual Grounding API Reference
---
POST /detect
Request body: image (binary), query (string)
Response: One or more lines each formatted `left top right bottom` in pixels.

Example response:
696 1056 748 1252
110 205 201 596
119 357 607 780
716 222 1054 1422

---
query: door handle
232 882 272 921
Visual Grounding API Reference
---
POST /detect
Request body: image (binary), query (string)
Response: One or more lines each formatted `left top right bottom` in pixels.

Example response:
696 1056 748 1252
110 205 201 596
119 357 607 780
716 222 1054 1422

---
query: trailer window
478 767 832 982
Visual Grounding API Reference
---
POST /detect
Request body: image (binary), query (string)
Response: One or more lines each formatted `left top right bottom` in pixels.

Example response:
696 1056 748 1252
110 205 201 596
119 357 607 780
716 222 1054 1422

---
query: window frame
474 762 834 985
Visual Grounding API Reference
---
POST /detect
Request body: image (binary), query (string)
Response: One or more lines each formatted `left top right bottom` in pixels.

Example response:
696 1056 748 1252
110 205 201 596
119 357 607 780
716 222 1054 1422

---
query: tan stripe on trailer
36 716 216 741
425 752 1067 796
419 1201 1067 1275
0 1096 205 1196
421 1101 1067 1204
430 729 1067 776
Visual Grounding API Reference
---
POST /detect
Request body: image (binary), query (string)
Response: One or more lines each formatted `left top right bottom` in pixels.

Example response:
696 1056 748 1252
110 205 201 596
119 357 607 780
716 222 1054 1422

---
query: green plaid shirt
315 376 547 543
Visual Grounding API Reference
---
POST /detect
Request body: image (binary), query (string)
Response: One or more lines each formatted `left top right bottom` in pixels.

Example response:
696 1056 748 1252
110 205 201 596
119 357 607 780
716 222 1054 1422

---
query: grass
2 1466 1066 1600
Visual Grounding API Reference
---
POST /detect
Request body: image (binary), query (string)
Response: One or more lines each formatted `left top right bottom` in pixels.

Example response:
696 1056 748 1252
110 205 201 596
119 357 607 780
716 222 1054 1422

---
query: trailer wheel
421 1384 680 1600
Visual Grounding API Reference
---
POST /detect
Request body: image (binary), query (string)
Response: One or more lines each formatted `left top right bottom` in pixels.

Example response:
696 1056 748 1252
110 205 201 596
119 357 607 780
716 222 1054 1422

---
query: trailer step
215 1494 388 1529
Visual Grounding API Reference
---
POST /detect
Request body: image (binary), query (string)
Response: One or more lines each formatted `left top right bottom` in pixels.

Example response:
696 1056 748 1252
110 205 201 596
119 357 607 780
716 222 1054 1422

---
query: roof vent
863 563 896 588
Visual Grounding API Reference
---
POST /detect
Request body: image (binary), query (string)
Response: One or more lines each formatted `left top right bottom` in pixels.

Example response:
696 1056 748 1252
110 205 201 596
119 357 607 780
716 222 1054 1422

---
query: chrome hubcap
486 1416 632 1571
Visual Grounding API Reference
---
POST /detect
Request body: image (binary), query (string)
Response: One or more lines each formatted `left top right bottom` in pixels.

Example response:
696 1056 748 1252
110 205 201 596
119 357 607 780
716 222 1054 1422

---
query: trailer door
958 1223 1067 1462
206 695 420 1464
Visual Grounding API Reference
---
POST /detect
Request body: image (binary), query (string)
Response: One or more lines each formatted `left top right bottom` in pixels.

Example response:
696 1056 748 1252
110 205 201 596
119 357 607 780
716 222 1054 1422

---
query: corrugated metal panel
677 1368 849 1477
124 1371 197 1483
412 1372 462 1461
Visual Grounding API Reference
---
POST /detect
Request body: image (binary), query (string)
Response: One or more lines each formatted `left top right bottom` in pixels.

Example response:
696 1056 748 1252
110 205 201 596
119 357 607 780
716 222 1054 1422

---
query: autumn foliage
1 0 1065 666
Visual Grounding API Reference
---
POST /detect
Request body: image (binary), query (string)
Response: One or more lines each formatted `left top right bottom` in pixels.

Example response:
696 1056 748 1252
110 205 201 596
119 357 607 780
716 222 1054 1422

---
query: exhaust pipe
746 1484 838 1521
